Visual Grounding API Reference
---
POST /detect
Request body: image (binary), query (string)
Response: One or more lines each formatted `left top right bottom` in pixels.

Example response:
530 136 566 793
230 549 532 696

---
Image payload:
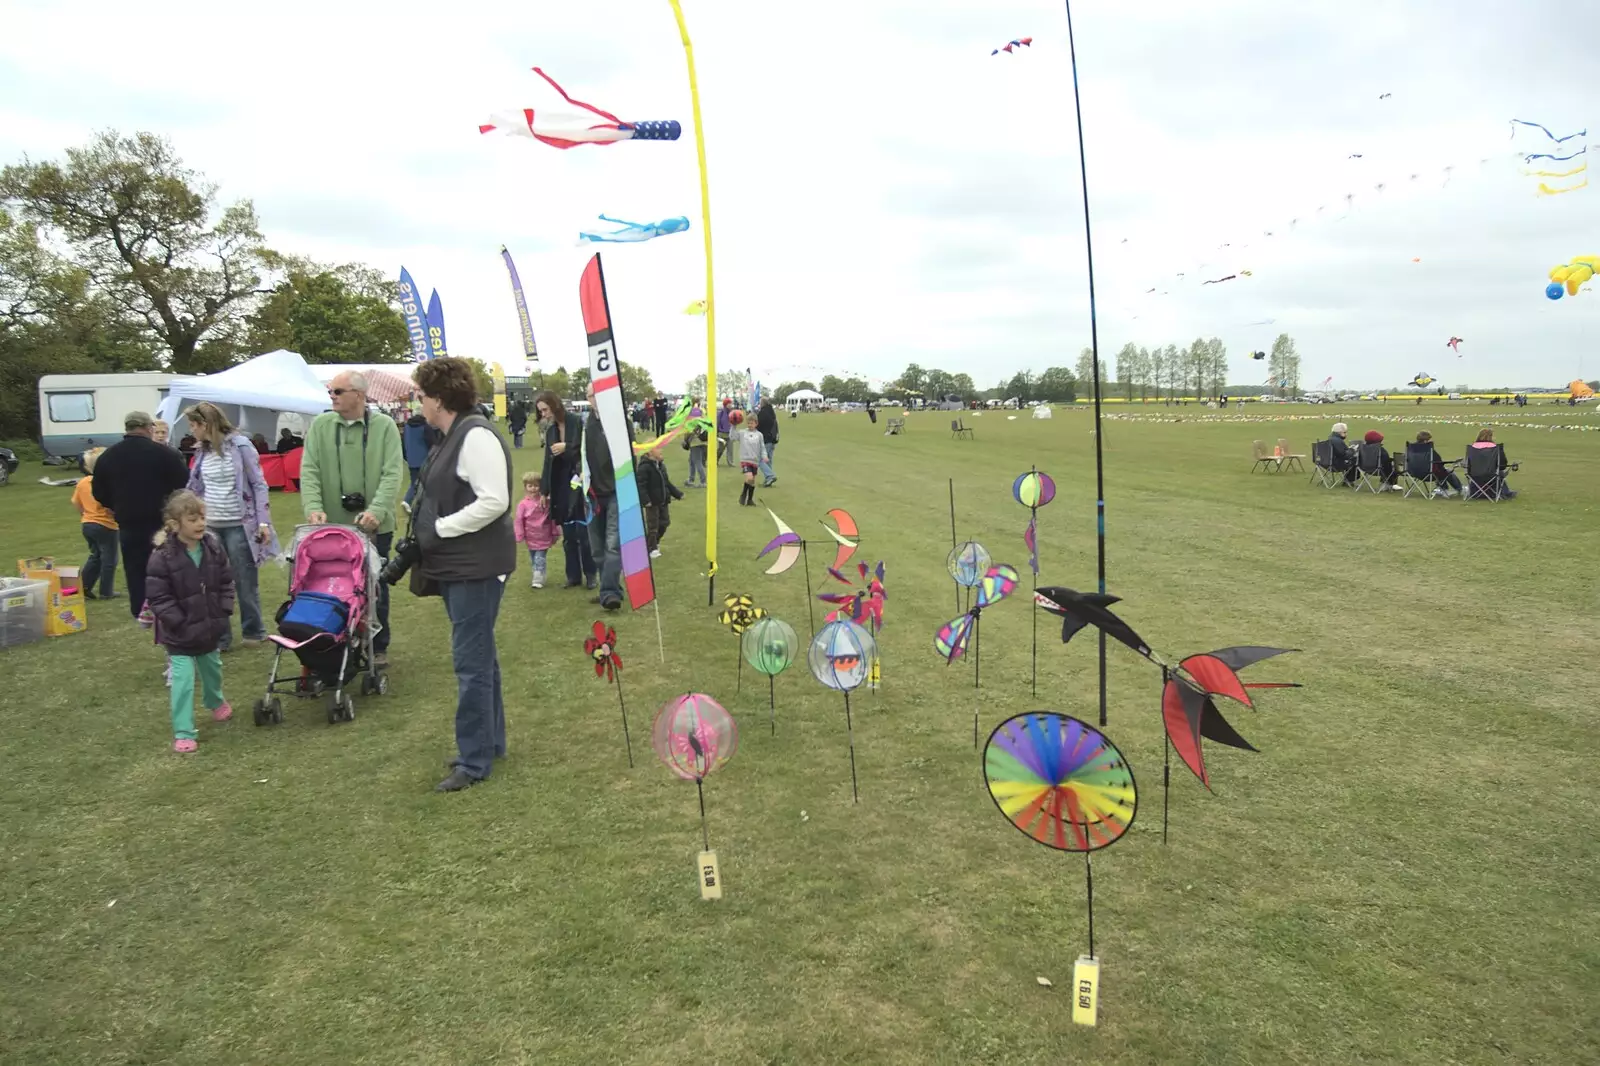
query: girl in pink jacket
515 472 560 588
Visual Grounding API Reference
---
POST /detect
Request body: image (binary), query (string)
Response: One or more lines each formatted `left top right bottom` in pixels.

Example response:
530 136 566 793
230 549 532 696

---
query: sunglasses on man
328 387 360 397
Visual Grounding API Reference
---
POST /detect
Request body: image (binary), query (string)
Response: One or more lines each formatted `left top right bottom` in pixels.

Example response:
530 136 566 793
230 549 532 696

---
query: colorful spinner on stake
1012 468 1057 696
984 712 1138 1026
583 621 632 767
718 593 766 694
818 561 885 692
809 620 877 804
935 563 1021 746
652 694 737 899
741 616 798 735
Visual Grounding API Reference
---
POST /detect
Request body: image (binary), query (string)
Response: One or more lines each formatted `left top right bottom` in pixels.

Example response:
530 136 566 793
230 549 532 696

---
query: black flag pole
1063 0 1110 728
948 479 960 616
843 691 859 804
696 777 710 852
615 670 634 768
1084 848 1096 960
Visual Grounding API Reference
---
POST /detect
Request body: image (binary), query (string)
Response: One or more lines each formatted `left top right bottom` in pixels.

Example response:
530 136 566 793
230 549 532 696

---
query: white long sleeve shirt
434 426 511 538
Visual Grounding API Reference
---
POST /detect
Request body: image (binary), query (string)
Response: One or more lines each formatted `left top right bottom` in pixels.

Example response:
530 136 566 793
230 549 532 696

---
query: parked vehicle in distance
37 373 179 458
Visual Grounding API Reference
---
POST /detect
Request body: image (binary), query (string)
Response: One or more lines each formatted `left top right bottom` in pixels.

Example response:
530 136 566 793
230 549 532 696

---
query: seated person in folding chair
1328 423 1356 484
1412 431 1463 497
1466 429 1518 499
1356 430 1399 491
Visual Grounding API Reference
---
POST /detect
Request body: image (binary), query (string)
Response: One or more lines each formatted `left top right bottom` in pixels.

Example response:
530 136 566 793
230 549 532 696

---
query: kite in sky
1378 93 1392 100
1032 585 1300 792
580 254 654 611
992 37 1033 54
1446 335 1464 353
1202 271 1251 285
1547 256 1597 300
579 215 691 244
1250 351 1266 360
480 67 681 149
1411 373 1435 388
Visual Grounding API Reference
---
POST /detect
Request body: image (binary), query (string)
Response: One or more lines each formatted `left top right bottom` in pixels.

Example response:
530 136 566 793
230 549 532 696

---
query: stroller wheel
375 672 389 696
266 696 284 724
252 698 267 727
341 695 356 721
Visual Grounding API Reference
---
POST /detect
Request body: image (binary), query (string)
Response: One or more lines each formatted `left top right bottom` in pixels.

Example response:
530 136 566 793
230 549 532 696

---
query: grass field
1 403 1596 1065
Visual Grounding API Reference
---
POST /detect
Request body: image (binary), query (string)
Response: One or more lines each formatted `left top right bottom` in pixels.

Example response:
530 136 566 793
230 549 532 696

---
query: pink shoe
173 738 197 753
212 702 232 722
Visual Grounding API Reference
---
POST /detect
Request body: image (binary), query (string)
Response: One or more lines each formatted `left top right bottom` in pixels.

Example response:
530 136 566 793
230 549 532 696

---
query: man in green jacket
301 370 405 666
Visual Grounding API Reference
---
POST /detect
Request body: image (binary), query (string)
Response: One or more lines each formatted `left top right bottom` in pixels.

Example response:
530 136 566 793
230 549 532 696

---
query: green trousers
170 651 225 741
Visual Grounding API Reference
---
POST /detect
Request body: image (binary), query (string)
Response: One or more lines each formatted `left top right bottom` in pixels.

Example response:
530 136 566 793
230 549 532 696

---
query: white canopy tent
305 362 418 405
785 388 825 413
155 349 331 437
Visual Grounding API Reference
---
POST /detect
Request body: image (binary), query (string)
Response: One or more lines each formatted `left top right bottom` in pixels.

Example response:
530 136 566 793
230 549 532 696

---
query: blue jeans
214 525 265 648
81 522 119 598
441 577 506 780
587 494 622 604
758 439 777 481
404 467 422 506
527 548 547 577
688 446 707 485
562 523 596 585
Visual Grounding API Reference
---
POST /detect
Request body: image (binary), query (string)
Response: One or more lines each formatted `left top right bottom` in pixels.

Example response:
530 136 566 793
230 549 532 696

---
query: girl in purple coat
146 491 236 753
184 402 279 651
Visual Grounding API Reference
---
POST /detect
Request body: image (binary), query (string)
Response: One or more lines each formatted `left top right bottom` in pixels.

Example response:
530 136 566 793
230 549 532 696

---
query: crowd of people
1323 422 1517 498
66 364 785 794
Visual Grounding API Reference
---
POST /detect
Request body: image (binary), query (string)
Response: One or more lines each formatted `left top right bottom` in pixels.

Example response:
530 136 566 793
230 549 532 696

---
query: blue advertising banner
426 289 449 360
398 267 431 362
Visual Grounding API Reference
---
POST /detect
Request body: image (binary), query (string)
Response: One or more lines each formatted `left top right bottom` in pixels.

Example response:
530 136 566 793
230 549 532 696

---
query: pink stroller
254 524 387 726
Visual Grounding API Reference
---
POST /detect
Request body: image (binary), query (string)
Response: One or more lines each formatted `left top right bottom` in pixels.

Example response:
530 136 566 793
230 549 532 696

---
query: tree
1 131 272 374
541 366 570 401
925 367 956 400
1203 337 1228 399
1270 333 1299 397
685 368 751 402
1075 347 1106 398
245 268 407 364
1115 342 1138 401
951 372 975 400
1148 345 1165 401
1161 344 1181 399
1186 338 1208 400
896 363 929 397
1004 370 1035 402
1036 366 1077 404
458 358 496 406
619 362 656 403
570 367 590 398
1133 346 1152 400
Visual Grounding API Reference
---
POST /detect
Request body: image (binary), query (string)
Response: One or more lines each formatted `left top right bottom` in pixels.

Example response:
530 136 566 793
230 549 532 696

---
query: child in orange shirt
71 449 121 600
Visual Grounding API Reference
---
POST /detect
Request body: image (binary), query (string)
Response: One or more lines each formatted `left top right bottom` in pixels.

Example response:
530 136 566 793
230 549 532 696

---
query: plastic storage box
0 577 48 650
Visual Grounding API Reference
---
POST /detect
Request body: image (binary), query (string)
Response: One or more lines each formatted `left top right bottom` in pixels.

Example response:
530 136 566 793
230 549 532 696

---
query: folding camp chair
885 418 906 436
1276 438 1306 472
1463 444 1517 501
1352 441 1389 493
1251 440 1283 473
1308 440 1340 489
1399 442 1444 499
950 419 974 440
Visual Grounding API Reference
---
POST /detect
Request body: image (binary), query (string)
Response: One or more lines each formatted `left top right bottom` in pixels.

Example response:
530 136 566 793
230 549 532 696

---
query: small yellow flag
697 850 723 900
1071 955 1100 1026
683 299 707 315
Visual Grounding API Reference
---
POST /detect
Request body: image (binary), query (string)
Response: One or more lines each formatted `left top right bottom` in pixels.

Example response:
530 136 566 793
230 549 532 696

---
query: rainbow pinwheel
583 621 632 766
818 561 886 630
984 713 1137 852
718 594 766 634
933 563 1020 746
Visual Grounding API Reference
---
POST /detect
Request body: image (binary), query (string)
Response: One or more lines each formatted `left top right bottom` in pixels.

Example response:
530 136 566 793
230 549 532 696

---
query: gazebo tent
155 349 330 436
785 388 824 413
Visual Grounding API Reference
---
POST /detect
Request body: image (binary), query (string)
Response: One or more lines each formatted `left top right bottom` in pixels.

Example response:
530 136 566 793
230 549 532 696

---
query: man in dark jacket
91 410 191 619
584 382 628 611
755 398 779 487
507 400 529 449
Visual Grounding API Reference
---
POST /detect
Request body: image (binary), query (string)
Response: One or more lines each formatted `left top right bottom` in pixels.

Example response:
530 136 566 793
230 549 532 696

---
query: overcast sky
1 0 1595 391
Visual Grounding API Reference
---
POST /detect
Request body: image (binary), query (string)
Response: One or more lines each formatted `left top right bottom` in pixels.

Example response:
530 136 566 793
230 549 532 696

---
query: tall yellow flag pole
667 0 719 606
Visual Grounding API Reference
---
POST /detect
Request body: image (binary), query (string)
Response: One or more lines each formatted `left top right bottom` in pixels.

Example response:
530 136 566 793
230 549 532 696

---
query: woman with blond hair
183 401 279 650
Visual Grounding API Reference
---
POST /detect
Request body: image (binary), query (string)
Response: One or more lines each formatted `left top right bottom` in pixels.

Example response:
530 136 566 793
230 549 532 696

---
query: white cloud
1 0 1596 391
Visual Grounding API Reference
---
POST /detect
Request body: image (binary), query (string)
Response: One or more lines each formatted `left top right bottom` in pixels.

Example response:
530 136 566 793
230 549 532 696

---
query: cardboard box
17 557 88 637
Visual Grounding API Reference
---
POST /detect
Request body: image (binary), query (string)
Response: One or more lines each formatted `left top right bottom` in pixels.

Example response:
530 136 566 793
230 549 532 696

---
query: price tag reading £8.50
1071 955 1100 1026
698 850 723 901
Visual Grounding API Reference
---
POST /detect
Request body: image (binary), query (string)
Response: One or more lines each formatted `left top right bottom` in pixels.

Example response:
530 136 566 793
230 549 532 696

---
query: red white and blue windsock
479 67 681 149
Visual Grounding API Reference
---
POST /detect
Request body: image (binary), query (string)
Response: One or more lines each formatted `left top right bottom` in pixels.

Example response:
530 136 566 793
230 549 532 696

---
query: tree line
1 130 488 442
767 334 1302 407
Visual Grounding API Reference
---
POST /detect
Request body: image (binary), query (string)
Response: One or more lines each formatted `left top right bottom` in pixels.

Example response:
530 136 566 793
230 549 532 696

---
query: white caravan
37 372 179 458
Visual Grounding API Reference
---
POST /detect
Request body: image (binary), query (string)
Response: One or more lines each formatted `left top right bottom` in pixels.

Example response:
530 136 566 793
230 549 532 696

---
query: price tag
697 850 723 900
1071 955 1100 1027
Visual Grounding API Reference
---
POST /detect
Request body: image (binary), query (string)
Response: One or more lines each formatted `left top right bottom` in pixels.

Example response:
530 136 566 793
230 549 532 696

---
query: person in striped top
183 402 280 651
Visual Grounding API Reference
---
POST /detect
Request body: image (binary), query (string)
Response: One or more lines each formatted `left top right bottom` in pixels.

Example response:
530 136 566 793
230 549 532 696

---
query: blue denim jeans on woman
213 524 265 649
441 576 507 780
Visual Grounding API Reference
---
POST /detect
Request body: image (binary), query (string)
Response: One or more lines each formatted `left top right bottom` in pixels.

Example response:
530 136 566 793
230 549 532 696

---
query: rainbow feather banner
580 253 655 610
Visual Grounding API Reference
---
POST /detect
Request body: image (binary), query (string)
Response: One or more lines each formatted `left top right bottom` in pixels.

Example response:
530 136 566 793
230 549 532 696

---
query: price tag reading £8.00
1071 955 1100 1027
697 850 723 901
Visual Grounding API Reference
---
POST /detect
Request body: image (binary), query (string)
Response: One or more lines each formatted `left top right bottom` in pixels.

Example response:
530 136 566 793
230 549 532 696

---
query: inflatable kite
1411 373 1435 389
1571 380 1596 400
1249 351 1266 360
1447 336 1464 353
992 37 1033 54
580 215 690 244
480 68 681 149
1547 256 1597 300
